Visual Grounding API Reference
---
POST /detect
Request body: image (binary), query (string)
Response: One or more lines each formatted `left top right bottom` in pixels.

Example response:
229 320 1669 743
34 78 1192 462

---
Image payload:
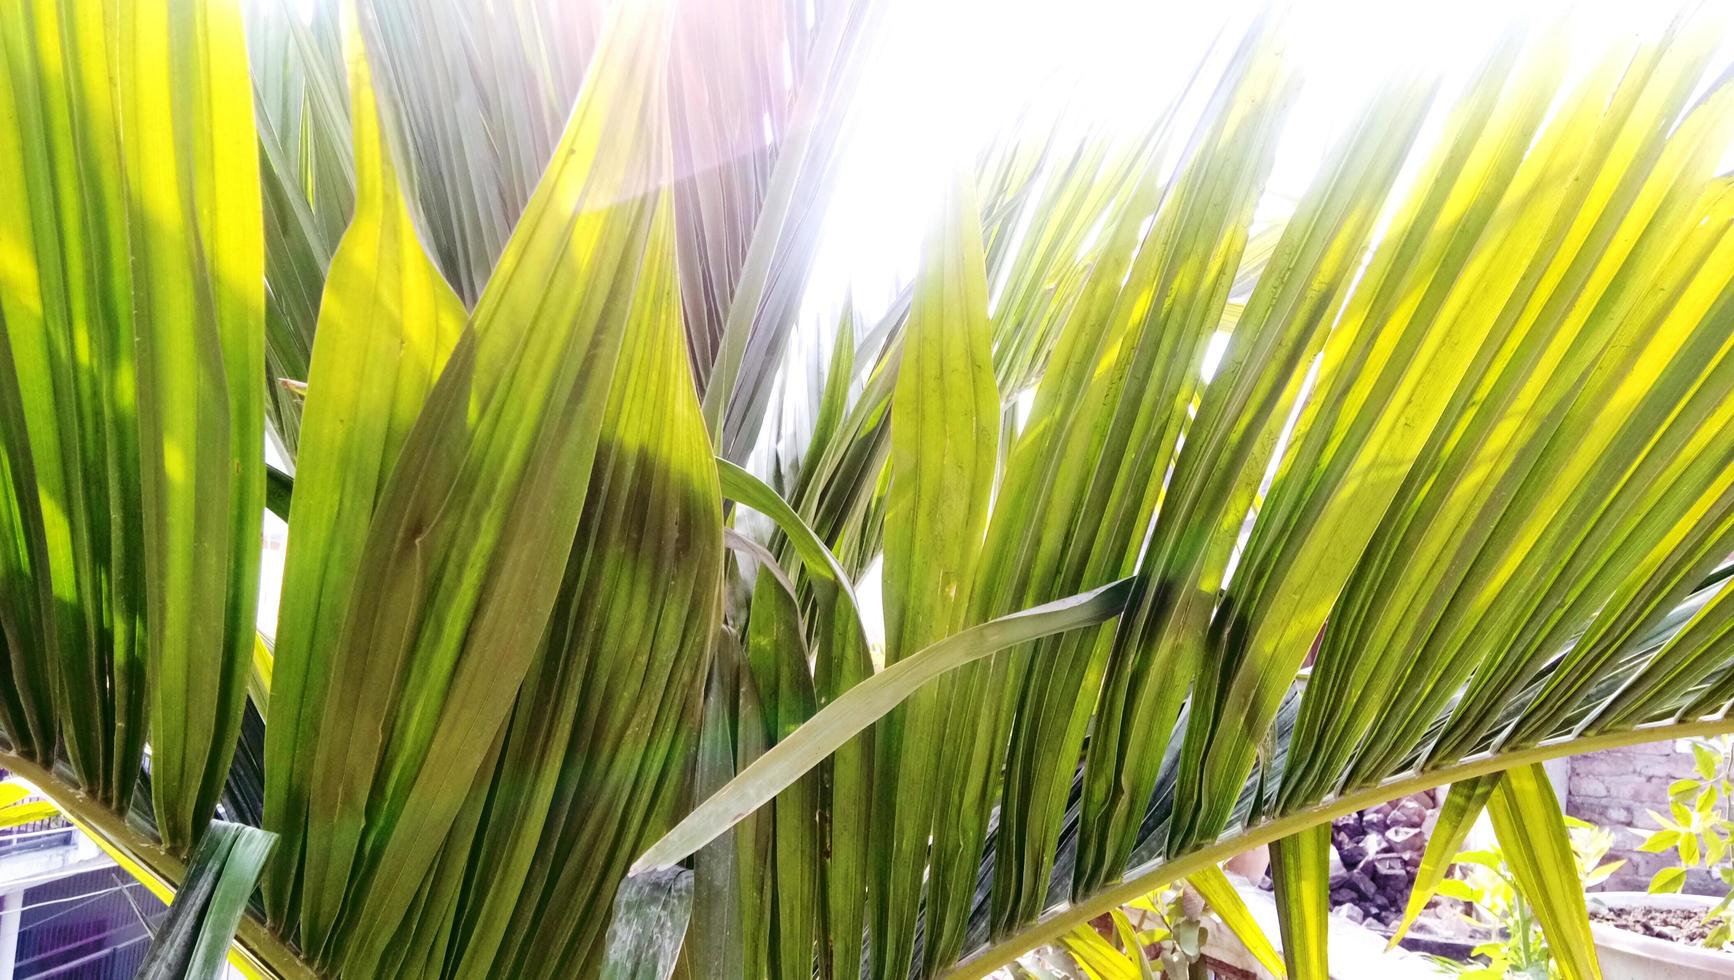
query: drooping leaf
1392 775 1498 945
1188 864 1285 977
1487 764 1603 980
137 821 277 980
1267 826 1329 980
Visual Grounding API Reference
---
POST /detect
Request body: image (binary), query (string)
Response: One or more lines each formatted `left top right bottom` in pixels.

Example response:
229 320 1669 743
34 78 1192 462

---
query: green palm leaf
260 0 465 934
9 4 1734 979
0 0 263 851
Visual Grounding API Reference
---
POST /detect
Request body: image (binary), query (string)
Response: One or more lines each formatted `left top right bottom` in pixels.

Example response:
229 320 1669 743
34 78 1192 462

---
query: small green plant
1059 884 1211 978
1637 734 1734 947
1431 820 1622 979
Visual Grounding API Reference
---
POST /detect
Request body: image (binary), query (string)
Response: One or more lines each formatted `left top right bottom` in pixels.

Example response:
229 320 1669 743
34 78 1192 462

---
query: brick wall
1564 739 1720 895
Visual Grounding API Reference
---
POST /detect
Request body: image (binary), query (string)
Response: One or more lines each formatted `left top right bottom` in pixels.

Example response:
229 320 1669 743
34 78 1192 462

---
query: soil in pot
1590 905 1715 946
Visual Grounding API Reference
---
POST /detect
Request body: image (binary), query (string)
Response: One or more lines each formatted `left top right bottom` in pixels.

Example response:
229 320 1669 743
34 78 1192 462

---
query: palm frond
6 3 1734 979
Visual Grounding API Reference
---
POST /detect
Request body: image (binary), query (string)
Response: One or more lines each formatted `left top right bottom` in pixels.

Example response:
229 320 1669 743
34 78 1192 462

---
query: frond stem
952 715 1734 978
0 748 316 980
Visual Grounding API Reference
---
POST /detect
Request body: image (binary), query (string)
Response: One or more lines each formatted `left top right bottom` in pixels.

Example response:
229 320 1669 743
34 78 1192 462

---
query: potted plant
1422 818 1621 978
1588 736 1734 979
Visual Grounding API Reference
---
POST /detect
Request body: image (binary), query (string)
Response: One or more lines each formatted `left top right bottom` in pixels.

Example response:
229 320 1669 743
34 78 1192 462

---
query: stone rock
1368 854 1409 902
1348 870 1380 901
1337 838 1367 868
1388 799 1428 829
1328 845 1347 885
1369 853 1407 875
1333 903 1366 925
1599 774 1675 806
1359 832 1389 861
1363 810 1389 836
1403 849 1423 872
1330 886 1355 905
1386 826 1425 853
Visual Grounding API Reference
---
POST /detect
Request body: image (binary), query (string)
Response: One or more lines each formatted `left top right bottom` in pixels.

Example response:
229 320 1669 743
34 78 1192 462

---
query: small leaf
1708 832 1728 865
1650 867 1688 894
1173 919 1203 958
1695 743 1720 780
1698 785 1722 815
1435 879 1480 901
1707 920 1731 948
1585 860 1626 886
1638 829 1681 853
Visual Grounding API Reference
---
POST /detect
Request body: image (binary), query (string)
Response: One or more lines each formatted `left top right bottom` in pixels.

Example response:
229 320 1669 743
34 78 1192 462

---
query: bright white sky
806 0 1734 327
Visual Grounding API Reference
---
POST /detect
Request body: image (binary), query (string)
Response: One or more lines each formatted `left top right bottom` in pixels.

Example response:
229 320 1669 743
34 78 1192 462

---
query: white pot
1587 891 1734 980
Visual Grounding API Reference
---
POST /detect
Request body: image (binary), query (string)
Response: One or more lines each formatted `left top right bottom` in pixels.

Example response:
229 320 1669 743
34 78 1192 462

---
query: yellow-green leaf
1393 775 1498 945
1189 864 1285 977
872 171 1000 980
1487 764 1603 980
260 0 465 934
1650 866 1687 894
1108 909 1157 980
1268 825 1329 980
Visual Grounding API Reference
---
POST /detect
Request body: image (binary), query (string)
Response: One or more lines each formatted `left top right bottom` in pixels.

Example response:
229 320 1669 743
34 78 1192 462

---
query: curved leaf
1487 764 1603 980
260 0 465 931
1391 775 1497 946
1188 864 1285 977
138 822 277 980
633 577 1135 873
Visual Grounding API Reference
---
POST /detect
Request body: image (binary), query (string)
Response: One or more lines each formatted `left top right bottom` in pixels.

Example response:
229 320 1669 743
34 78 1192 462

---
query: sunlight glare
803 0 1734 337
